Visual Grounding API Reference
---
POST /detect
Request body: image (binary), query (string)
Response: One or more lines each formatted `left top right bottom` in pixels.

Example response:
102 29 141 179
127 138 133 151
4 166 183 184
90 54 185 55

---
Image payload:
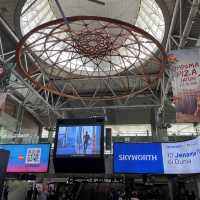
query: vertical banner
168 48 200 122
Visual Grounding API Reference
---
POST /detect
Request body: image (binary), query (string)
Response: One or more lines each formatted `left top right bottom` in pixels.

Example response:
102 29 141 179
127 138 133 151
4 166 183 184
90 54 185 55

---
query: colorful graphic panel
0 144 50 173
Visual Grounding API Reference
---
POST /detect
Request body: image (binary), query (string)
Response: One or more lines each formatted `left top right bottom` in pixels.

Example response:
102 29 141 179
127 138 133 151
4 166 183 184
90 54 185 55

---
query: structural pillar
157 127 168 142
48 128 54 143
150 108 168 142
150 108 158 141
15 103 24 134
151 108 173 199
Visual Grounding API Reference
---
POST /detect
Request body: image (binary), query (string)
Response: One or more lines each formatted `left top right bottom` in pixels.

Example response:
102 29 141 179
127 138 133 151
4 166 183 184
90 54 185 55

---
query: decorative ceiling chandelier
16 16 167 101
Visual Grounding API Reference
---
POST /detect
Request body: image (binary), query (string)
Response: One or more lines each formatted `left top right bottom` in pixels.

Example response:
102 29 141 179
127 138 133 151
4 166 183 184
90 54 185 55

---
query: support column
157 127 168 142
48 128 54 143
151 108 172 199
15 104 24 134
150 108 169 142
150 108 158 142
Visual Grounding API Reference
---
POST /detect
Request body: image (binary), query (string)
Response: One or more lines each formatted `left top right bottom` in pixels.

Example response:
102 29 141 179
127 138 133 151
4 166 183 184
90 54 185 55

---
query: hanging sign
168 48 200 122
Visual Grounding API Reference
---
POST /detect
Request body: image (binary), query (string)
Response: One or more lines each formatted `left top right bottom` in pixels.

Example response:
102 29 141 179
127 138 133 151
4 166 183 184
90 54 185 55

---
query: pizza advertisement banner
168 48 200 122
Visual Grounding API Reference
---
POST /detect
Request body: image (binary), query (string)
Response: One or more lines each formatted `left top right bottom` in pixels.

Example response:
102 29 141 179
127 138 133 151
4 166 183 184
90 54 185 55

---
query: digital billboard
54 118 105 173
114 136 200 174
56 125 101 157
114 143 164 174
0 144 50 173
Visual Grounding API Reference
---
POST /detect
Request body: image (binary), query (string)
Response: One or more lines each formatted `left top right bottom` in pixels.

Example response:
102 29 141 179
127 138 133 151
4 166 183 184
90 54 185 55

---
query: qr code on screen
25 148 41 164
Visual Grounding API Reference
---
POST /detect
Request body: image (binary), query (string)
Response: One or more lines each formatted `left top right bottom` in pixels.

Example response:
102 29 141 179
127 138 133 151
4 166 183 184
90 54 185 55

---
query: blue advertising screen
0 144 50 173
114 137 200 174
114 143 164 174
56 125 101 156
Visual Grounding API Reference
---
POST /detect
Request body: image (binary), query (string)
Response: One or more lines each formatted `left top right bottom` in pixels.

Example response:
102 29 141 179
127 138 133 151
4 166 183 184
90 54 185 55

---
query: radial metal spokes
16 16 167 102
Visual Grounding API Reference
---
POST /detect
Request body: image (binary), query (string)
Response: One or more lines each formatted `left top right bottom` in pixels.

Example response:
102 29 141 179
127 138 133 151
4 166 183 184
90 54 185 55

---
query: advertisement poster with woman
168 48 200 122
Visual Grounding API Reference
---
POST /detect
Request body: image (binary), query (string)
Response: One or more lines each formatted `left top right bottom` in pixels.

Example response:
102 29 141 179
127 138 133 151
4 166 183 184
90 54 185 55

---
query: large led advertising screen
114 143 164 174
56 125 102 157
54 118 105 173
114 136 200 174
0 144 50 173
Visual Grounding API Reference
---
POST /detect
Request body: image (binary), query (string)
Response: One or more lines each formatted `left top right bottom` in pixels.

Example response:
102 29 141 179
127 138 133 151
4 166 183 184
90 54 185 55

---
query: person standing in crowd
47 190 54 200
119 190 125 200
188 191 196 200
26 187 33 200
32 186 38 200
3 184 8 200
107 189 113 200
130 192 140 200
112 189 119 200
38 191 48 200
60 192 67 200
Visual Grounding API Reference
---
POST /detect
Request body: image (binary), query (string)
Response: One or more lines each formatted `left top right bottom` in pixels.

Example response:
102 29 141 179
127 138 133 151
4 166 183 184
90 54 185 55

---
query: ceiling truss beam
0 16 63 121
178 0 200 48
54 104 161 111
166 0 200 51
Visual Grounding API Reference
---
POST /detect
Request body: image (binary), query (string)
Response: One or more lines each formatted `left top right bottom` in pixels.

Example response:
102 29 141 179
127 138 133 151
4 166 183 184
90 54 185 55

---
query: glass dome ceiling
20 0 166 77
21 0 165 42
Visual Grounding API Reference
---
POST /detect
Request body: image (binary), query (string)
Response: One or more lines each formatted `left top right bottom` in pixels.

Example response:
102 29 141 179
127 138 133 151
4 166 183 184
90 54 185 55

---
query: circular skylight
20 0 165 42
